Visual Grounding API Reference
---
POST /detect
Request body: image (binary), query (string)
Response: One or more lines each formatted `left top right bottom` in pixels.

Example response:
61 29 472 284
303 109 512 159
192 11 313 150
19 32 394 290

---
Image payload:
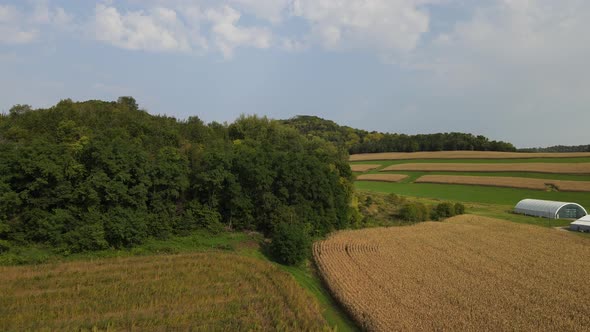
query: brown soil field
0 252 327 331
415 175 590 192
351 164 381 172
350 151 590 161
381 162 590 174
313 215 590 331
356 174 408 182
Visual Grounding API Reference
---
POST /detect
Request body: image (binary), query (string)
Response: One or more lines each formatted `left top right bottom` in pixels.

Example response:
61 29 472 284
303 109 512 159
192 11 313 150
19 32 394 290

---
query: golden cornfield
0 252 328 331
313 215 590 331
356 174 408 182
381 162 590 174
415 175 590 192
350 151 590 161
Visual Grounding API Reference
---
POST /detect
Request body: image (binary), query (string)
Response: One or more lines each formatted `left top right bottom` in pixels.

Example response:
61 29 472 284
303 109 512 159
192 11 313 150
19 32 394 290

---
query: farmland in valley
415 175 590 192
313 215 590 331
351 151 590 210
0 252 329 331
350 151 590 161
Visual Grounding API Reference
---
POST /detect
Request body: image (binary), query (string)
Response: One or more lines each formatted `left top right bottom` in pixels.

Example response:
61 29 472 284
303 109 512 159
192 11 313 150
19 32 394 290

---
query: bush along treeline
0 98 356 264
282 115 516 154
398 201 466 222
354 192 465 226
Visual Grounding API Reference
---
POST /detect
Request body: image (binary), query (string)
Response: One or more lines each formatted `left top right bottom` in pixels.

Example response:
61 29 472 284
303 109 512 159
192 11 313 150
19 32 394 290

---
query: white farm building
514 199 587 219
570 215 590 232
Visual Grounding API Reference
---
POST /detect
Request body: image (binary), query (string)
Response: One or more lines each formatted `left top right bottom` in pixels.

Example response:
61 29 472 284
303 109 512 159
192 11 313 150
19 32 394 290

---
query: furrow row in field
355 174 408 182
415 175 590 192
350 164 382 172
380 162 590 174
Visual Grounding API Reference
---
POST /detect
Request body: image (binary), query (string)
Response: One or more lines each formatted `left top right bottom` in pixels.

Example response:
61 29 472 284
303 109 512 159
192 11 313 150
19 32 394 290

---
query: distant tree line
0 98 355 258
519 145 590 153
282 115 517 154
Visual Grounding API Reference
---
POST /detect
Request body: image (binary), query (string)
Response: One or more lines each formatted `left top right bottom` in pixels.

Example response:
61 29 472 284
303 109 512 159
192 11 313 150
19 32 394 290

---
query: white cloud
0 2 73 44
206 6 272 59
291 0 433 52
0 5 37 43
231 0 290 23
94 4 200 52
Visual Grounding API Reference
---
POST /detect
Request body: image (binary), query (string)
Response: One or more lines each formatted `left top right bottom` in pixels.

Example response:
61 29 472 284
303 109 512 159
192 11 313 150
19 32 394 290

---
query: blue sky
1 0 589 148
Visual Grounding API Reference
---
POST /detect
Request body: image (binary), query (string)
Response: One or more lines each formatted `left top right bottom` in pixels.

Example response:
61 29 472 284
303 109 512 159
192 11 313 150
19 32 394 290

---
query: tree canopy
0 99 354 254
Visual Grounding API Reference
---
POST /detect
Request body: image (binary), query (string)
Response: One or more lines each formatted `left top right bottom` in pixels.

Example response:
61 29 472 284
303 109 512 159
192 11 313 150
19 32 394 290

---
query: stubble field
313 215 590 331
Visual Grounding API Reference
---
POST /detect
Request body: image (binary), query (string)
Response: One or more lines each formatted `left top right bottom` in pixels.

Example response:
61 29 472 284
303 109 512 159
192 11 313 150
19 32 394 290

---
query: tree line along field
313 215 590 332
0 252 329 331
350 151 590 161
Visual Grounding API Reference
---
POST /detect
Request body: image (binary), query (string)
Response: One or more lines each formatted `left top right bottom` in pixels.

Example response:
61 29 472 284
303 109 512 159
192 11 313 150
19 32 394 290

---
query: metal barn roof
514 199 588 219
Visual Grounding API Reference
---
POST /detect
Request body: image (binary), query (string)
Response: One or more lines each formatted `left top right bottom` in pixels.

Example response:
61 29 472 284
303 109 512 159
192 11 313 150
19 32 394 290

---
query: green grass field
355 181 590 208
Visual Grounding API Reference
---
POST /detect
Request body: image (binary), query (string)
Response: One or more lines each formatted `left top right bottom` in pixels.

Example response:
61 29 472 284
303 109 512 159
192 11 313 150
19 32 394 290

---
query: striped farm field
0 252 328 331
381 162 590 174
313 215 590 331
351 164 381 172
416 175 590 192
350 151 590 161
356 174 408 182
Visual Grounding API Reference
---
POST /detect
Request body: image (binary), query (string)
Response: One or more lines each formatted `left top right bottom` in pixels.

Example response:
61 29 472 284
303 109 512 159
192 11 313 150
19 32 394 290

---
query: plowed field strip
313 215 590 332
355 174 408 182
351 164 381 172
415 175 590 192
350 151 590 161
381 162 590 174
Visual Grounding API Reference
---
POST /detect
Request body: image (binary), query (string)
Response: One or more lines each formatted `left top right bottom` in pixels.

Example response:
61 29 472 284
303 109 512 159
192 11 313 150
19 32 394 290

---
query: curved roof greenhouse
514 199 587 219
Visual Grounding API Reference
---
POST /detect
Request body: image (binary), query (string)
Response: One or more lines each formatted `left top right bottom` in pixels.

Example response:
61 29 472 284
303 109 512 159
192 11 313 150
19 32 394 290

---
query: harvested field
381 162 590 174
416 175 590 192
350 151 590 161
0 252 327 331
351 164 381 172
356 174 408 182
313 215 590 331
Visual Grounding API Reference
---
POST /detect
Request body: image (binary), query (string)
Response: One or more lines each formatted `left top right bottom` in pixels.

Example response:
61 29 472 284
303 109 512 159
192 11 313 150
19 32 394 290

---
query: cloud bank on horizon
1 0 589 147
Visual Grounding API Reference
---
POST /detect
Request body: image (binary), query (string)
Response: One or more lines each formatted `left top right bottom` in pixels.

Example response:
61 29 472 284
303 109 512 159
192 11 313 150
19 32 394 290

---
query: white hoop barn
514 199 587 219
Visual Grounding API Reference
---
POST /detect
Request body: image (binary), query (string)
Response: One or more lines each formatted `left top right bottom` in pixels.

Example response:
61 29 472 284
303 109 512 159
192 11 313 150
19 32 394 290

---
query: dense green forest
0 98 355 256
282 115 517 154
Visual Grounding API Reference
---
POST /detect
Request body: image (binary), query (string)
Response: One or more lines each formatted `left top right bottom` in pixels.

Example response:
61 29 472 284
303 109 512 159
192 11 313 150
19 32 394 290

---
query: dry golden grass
350 151 590 161
356 174 408 182
0 252 327 331
416 175 590 192
381 162 590 174
351 164 381 172
313 215 590 331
